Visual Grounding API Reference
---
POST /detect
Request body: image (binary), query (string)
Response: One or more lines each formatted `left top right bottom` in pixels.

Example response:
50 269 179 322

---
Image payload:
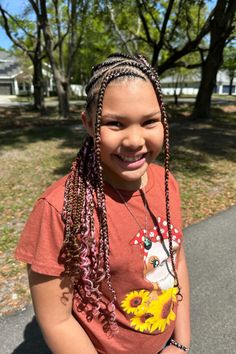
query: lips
113 153 148 170
116 153 147 162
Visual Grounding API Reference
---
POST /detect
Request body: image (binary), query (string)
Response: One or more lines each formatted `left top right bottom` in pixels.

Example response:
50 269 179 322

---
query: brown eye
105 121 123 128
143 119 159 127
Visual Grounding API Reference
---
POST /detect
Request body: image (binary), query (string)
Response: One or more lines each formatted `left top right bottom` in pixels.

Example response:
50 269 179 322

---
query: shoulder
39 175 68 214
149 163 180 193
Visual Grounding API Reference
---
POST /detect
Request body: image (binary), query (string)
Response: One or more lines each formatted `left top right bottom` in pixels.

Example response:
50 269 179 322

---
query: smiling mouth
116 153 147 162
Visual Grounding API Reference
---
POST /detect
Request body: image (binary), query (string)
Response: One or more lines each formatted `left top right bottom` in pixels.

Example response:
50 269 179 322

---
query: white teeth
119 155 143 162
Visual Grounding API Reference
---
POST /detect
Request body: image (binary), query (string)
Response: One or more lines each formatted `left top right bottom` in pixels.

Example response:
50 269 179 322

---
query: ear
81 111 94 137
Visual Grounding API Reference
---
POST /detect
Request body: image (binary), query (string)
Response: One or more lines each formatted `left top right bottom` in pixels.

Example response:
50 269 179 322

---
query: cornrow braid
61 53 182 336
87 55 141 95
95 57 181 295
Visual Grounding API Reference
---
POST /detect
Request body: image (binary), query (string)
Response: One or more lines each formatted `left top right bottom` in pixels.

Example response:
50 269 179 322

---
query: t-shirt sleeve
15 198 65 276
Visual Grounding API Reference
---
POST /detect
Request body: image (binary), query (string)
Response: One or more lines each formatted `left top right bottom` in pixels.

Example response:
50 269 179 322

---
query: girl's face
85 79 164 190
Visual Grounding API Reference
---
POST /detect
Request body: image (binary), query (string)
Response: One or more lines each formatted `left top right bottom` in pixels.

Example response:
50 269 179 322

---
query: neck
104 172 148 191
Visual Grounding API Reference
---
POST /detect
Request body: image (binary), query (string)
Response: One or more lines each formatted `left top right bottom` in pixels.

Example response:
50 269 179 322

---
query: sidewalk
1 205 236 354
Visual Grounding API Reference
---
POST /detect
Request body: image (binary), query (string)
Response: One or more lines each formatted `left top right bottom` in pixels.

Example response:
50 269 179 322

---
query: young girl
15 53 190 354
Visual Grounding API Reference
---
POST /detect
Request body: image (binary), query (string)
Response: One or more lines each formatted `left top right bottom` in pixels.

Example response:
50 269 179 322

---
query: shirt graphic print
120 215 182 333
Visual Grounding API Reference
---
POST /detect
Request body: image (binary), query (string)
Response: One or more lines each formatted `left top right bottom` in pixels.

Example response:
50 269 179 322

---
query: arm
161 244 191 353
28 266 97 354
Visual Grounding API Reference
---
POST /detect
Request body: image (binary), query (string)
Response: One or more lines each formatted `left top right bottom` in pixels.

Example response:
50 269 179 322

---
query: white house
0 50 53 96
0 51 24 95
160 69 236 96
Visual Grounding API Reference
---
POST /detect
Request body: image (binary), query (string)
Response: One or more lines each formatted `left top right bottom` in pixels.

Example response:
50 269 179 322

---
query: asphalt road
1 205 236 354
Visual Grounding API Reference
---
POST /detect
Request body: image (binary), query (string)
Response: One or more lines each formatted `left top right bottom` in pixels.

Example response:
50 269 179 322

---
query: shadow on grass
171 117 236 160
158 105 236 177
0 124 86 150
0 104 235 178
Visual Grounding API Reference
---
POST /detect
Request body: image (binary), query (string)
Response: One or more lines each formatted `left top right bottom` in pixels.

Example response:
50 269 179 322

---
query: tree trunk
32 58 45 114
191 49 223 120
52 65 70 118
56 78 70 119
192 0 236 120
39 0 70 119
229 77 233 96
152 44 159 67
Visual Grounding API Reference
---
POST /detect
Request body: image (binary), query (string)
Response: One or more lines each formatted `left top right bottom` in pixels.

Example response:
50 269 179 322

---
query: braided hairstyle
60 53 181 336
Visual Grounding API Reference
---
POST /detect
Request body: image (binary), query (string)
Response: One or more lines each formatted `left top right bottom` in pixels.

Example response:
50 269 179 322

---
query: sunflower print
121 289 150 315
130 312 154 332
121 288 177 333
147 287 178 333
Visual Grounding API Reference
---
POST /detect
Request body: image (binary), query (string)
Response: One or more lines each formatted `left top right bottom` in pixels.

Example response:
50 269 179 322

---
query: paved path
1 206 236 354
0 95 34 107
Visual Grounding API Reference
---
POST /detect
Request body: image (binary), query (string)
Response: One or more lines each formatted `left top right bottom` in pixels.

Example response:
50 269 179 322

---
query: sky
0 0 28 50
0 1 220 51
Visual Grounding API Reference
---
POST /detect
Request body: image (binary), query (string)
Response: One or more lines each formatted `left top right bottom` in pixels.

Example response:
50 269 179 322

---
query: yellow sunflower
130 312 154 332
121 289 150 315
147 287 178 333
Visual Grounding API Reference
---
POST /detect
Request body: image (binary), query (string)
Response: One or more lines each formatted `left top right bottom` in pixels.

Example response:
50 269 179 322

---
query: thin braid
94 71 144 292
146 65 182 295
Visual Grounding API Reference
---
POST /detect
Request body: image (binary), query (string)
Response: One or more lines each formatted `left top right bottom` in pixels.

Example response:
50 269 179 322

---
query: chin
102 159 151 189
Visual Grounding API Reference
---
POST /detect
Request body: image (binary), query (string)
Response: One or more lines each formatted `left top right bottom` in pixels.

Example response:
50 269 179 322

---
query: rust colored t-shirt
15 163 183 354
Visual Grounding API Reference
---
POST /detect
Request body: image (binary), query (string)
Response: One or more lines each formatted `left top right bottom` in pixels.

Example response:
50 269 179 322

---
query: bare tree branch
152 0 175 65
52 0 64 70
184 2 192 42
168 0 184 42
106 1 133 55
135 0 155 46
172 61 203 69
159 0 175 45
157 5 216 73
140 0 160 32
0 6 34 57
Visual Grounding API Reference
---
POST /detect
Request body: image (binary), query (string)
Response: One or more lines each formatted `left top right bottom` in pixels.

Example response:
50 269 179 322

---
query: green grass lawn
0 101 236 314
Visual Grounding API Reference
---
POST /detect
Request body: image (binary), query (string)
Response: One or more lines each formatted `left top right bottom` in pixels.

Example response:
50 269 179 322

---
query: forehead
102 78 159 115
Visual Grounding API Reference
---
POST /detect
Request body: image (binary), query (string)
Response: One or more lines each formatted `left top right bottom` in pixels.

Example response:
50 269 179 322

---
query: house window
18 83 24 91
222 85 230 94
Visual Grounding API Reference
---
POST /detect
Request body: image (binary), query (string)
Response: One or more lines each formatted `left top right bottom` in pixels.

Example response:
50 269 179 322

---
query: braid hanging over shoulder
60 53 181 336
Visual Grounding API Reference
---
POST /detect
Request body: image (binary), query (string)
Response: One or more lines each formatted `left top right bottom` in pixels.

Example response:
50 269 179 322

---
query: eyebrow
101 111 161 119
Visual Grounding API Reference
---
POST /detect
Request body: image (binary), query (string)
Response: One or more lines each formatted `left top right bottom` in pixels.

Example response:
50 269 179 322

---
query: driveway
0 95 29 107
0 205 236 354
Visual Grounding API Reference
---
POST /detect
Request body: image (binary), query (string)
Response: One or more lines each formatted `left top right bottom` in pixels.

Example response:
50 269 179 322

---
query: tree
29 0 89 118
71 3 120 86
221 45 236 95
192 0 236 120
105 0 212 73
105 1 236 120
0 3 46 113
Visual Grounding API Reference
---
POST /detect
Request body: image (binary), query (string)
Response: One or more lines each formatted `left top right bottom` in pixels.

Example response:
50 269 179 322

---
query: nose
122 126 145 150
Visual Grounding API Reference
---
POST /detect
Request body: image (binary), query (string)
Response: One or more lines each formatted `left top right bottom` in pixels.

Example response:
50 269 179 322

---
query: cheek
100 129 119 151
149 129 164 151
